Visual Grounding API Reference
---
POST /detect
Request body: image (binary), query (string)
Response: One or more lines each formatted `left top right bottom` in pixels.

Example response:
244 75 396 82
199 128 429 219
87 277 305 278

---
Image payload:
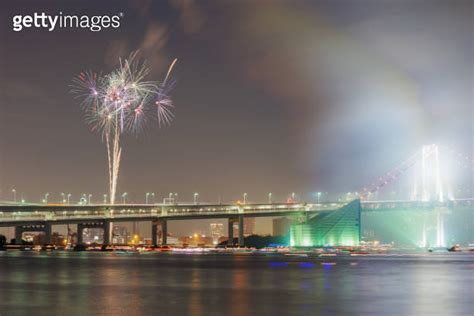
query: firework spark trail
155 61 178 127
72 52 177 204
164 58 178 85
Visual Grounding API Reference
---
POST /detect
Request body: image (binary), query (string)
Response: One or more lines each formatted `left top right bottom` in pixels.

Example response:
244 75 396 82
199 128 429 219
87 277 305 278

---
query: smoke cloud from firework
71 52 177 204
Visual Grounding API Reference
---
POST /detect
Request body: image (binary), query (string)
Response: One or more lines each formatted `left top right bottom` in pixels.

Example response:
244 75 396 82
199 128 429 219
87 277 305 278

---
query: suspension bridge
0 144 472 247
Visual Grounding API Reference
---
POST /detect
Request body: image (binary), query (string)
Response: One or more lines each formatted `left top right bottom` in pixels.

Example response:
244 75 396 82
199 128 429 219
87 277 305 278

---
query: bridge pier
238 215 244 247
162 220 168 246
152 220 167 246
228 218 234 246
14 224 53 245
44 222 52 244
227 216 245 247
77 224 84 245
151 222 158 246
76 221 111 245
103 220 111 245
15 226 23 244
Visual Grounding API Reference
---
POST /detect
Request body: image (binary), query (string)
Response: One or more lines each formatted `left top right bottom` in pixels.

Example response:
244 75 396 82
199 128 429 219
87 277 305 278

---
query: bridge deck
0 202 346 226
0 199 471 226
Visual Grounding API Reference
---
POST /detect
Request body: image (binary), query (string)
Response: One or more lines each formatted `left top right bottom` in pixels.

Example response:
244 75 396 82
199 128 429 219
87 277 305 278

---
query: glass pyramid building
290 199 361 247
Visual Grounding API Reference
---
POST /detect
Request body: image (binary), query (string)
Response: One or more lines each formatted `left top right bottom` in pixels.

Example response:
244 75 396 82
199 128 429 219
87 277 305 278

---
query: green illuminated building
290 199 361 247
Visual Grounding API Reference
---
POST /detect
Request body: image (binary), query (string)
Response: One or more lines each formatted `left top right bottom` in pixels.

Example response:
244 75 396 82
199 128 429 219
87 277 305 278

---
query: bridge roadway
0 201 348 224
0 201 349 247
0 199 472 246
0 199 472 223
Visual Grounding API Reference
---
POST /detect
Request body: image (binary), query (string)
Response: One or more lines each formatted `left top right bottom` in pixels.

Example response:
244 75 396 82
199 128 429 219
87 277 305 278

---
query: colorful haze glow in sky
0 0 472 233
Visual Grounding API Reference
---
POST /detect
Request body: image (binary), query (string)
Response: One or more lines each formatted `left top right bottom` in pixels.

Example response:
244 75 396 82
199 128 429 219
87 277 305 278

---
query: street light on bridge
88 194 92 204
165 192 178 204
12 189 16 203
194 192 199 205
42 193 49 204
316 192 322 203
122 192 128 204
80 193 87 205
146 192 155 204
268 192 272 204
61 193 66 204
243 193 248 204
67 193 71 204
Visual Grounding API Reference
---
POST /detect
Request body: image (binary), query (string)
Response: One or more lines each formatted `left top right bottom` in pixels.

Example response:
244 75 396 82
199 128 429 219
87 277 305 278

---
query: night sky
0 0 472 208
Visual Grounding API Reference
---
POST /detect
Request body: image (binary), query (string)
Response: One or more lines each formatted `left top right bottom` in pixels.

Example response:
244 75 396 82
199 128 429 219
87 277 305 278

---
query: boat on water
428 247 448 253
448 244 462 252
428 244 467 253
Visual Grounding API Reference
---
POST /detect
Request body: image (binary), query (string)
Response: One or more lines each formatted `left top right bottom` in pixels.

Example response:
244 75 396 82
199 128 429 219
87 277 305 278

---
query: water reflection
189 269 203 316
0 252 472 315
231 270 249 316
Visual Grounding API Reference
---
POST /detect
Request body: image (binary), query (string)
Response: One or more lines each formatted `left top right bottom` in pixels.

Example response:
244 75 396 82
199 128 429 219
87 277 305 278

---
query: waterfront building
290 200 361 247
210 223 224 245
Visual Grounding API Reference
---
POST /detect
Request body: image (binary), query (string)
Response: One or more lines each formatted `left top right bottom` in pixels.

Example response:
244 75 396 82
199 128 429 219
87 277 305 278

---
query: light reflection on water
0 252 472 315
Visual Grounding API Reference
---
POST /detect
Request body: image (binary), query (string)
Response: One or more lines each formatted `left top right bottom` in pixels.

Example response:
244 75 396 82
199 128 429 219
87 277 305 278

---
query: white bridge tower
413 144 446 247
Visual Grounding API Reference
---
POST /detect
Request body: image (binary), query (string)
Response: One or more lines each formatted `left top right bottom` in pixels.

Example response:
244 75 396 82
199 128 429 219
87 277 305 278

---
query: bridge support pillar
15 227 23 245
77 224 84 245
238 215 244 247
228 218 234 246
44 223 52 245
151 222 158 246
103 220 111 245
161 220 168 246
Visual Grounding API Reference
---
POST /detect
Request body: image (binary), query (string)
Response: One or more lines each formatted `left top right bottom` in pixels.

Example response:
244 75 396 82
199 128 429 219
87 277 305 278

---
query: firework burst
72 52 177 204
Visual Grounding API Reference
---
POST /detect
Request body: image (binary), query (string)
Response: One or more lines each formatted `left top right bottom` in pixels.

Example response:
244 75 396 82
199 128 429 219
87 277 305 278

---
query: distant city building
23 233 35 243
132 222 139 236
166 236 179 245
51 232 66 245
232 222 238 236
112 225 129 244
32 234 44 245
230 219 255 237
179 235 213 246
83 228 104 244
210 223 224 245
273 217 293 236
244 218 256 236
